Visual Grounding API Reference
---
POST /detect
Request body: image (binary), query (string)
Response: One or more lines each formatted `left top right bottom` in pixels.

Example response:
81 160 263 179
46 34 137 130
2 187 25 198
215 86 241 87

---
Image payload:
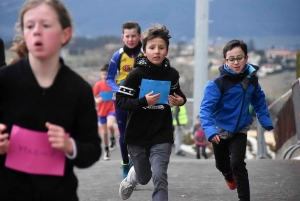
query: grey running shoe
119 169 137 200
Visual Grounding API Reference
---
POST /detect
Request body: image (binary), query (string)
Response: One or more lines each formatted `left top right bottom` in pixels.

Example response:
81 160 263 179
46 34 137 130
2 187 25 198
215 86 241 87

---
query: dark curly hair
141 24 172 51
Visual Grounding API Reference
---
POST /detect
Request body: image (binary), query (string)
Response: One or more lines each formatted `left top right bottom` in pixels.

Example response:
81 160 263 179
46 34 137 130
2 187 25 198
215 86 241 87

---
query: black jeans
212 133 250 201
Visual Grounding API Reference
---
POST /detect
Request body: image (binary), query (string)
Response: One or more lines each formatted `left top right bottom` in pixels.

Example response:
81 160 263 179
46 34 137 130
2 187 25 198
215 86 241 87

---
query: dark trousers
114 104 130 163
212 133 250 201
195 145 207 159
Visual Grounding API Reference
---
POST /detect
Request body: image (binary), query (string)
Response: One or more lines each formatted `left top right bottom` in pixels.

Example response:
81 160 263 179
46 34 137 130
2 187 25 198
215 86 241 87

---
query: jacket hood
218 63 259 79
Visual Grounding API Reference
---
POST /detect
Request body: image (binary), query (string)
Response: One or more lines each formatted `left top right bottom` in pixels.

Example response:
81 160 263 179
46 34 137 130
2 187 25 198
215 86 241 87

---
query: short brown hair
223 40 248 58
141 24 171 51
100 63 109 72
122 21 141 34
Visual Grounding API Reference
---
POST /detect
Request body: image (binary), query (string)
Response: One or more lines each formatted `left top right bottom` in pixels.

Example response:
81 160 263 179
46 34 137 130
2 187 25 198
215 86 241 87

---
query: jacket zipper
233 83 246 132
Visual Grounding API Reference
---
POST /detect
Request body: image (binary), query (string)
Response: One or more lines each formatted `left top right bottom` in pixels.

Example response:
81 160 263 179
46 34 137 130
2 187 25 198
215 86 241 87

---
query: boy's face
122 28 141 49
224 47 248 73
100 70 107 80
144 37 168 66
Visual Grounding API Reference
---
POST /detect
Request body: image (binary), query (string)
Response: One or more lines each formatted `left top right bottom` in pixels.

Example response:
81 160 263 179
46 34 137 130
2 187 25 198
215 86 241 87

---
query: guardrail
272 78 300 159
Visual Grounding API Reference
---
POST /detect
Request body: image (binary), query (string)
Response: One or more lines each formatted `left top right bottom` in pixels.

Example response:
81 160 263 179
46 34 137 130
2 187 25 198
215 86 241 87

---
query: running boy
0 0 101 200
117 24 186 201
200 39 273 201
93 64 116 161
106 21 143 178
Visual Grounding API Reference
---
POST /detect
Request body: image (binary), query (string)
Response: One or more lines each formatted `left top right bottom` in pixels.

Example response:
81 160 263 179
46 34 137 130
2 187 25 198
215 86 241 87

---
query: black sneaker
110 138 116 151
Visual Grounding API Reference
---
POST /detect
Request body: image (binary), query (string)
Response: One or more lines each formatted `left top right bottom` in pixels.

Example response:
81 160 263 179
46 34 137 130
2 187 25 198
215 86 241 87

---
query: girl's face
224 47 248 73
23 3 71 60
122 28 141 49
143 38 168 66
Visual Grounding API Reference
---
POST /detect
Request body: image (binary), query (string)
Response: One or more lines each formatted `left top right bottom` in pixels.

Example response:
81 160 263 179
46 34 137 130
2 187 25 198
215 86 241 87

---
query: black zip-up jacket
116 56 186 146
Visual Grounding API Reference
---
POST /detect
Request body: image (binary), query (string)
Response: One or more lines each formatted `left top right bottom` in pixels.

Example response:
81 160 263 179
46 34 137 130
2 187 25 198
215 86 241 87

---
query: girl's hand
0 124 9 154
168 92 184 107
145 91 160 106
45 122 73 155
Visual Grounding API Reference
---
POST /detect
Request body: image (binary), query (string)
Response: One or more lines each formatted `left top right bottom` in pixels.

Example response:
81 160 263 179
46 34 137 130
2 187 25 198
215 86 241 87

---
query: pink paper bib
5 125 67 176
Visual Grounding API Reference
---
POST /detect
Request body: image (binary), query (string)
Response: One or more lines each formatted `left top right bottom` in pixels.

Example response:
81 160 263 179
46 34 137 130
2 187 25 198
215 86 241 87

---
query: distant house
265 49 297 60
257 63 282 77
248 51 261 66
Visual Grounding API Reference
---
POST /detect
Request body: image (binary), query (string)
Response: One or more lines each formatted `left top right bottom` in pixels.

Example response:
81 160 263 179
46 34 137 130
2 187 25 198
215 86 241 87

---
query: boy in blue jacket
200 40 273 201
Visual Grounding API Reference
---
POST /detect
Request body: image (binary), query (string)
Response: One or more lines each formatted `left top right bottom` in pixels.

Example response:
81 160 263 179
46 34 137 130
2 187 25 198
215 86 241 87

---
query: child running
0 0 101 200
200 39 273 201
106 21 143 178
117 24 186 201
93 63 116 160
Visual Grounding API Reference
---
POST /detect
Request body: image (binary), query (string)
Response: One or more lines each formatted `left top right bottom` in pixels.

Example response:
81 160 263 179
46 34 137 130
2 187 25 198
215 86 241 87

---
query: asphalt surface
75 144 300 201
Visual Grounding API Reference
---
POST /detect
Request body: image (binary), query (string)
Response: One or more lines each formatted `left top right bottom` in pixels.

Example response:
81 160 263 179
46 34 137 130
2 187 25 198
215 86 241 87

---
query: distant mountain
1 0 300 49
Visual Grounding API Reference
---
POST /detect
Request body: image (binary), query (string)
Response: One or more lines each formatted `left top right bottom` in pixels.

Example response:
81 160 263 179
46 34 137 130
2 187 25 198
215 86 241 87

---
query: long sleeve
70 85 101 168
200 81 221 141
251 84 273 130
116 70 148 110
106 51 120 92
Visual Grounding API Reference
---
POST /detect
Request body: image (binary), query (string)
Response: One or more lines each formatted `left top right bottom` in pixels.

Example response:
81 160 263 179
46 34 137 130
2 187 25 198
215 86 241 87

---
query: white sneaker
119 168 137 200
103 150 110 161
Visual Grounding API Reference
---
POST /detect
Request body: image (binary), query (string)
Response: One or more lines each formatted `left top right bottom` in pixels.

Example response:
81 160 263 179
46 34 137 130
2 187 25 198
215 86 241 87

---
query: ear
61 27 72 45
223 58 227 64
245 55 249 62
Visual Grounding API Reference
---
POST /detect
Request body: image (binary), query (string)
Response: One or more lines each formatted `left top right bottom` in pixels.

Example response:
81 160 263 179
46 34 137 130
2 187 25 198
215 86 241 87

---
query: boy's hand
145 91 160 106
95 96 103 104
168 92 184 107
0 124 9 155
45 122 73 155
212 134 221 145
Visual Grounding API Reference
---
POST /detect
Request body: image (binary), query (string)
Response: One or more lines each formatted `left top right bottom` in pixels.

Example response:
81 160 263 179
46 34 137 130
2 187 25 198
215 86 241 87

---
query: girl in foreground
0 0 101 200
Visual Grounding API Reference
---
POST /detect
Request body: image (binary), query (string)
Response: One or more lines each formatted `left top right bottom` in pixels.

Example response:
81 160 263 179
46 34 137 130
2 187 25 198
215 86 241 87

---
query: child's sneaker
119 167 137 200
103 150 110 161
224 172 236 190
109 138 116 151
121 162 130 179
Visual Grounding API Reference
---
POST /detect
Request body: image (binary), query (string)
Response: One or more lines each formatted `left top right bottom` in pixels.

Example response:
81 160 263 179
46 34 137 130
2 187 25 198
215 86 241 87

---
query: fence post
296 53 300 79
256 118 268 159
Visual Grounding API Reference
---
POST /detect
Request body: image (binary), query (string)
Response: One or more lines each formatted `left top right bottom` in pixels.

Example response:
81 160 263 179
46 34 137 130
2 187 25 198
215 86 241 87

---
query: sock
105 147 109 152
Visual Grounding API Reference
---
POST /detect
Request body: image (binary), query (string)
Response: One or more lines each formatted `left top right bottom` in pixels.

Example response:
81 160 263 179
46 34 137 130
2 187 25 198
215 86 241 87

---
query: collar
123 41 142 56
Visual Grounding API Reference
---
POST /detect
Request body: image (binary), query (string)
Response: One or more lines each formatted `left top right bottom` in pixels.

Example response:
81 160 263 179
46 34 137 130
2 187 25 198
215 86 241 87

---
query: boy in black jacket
117 24 186 200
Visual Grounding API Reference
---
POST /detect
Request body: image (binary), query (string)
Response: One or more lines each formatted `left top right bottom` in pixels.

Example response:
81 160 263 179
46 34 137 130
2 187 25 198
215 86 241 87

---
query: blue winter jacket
200 64 273 141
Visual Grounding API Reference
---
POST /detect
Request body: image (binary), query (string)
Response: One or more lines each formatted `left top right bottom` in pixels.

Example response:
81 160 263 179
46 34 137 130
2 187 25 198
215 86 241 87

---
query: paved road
74 144 300 201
